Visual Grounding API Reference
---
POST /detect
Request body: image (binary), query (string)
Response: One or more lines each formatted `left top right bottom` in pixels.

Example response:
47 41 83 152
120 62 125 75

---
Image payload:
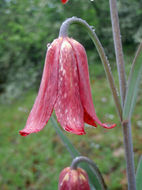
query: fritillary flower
19 37 116 136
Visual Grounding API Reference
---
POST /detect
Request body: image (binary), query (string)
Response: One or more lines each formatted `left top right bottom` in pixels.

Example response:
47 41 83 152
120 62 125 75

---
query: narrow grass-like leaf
51 116 107 190
51 116 79 158
136 156 142 190
123 43 142 120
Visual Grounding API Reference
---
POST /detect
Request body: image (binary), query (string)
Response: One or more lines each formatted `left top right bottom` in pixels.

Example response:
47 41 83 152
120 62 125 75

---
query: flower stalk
70 156 107 190
122 120 136 190
109 0 136 189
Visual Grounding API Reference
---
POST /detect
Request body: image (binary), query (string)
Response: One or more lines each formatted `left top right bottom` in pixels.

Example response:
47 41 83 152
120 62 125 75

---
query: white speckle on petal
64 93 67 98
60 64 64 71
73 118 76 122
62 69 66 75
65 109 68 114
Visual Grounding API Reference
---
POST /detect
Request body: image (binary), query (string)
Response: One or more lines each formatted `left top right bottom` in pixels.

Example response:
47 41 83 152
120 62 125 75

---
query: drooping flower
61 0 69 4
19 37 116 136
58 167 90 190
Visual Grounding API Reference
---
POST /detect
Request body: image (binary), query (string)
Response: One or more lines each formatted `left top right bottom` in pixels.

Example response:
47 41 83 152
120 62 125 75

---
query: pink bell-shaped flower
19 37 116 136
58 167 90 190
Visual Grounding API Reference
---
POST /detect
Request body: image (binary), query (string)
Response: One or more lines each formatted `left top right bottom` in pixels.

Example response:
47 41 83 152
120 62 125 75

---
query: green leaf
51 116 80 158
51 116 107 190
123 43 142 120
136 156 142 190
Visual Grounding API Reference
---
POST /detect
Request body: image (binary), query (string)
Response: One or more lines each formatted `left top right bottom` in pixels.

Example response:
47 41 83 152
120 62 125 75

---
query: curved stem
71 156 107 190
109 0 136 190
59 17 122 121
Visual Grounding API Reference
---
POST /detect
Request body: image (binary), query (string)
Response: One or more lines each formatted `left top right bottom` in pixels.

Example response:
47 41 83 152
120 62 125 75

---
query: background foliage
0 0 142 101
0 0 142 190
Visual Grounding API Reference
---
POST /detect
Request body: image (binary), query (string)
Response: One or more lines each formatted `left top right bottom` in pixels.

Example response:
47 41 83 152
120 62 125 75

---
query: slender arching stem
59 17 122 121
109 0 136 189
71 156 107 190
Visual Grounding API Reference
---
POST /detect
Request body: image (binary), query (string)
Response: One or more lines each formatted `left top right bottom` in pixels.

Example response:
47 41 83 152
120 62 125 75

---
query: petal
68 38 116 129
54 39 85 135
58 167 70 190
84 109 97 127
69 170 80 190
59 168 79 190
19 38 62 136
78 168 90 190
59 167 70 181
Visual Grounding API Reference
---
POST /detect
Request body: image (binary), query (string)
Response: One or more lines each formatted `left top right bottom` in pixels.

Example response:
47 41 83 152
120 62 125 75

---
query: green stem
59 17 122 121
109 0 136 189
71 156 107 190
109 0 126 106
122 120 136 190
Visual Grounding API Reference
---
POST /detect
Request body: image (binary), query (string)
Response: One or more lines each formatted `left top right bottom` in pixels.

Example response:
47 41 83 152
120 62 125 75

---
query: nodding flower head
61 0 69 4
19 37 116 136
58 167 90 190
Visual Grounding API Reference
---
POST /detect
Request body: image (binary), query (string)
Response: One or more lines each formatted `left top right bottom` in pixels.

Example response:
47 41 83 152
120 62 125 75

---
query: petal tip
19 130 29 137
101 123 116 129
65 126 86 135
77 130 86 135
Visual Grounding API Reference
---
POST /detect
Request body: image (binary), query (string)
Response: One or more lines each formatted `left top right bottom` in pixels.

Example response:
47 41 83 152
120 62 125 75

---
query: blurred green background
0 0 142 189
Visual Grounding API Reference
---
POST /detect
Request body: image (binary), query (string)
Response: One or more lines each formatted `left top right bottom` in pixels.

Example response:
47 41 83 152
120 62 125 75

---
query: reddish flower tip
65 126 86 135
101 123 116 129
19 131 29 136
61 0 68 4
58 167 90 190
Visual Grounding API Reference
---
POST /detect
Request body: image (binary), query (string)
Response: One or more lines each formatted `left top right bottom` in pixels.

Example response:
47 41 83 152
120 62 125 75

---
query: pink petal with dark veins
54 39 85 135
19 38 62 136
68 38 116 129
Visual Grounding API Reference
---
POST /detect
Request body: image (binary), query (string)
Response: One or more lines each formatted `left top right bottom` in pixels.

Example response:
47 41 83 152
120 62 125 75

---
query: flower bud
58 167 90 190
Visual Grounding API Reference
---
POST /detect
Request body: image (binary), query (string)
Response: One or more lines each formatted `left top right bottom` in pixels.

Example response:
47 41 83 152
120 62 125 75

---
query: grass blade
51 116 79 158
51 116 107 190
123 43 142 120
136 156 142 190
